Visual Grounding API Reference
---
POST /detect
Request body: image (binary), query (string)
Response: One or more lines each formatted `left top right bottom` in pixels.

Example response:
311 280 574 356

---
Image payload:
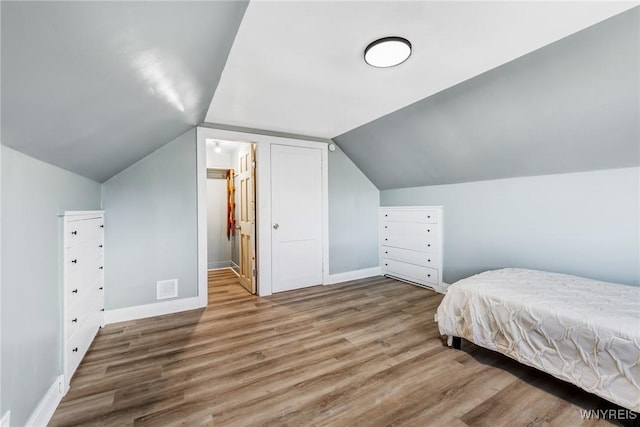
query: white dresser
379 206 443 292
60 210 105 390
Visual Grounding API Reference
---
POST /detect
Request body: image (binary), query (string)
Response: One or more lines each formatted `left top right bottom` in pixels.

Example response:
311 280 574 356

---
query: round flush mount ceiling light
364 36 412 68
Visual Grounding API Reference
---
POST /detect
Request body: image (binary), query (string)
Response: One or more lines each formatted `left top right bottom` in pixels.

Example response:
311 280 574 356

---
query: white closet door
271 144 323 292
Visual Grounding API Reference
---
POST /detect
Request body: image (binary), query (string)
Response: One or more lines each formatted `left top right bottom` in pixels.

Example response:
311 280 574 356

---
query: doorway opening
205 138 257 301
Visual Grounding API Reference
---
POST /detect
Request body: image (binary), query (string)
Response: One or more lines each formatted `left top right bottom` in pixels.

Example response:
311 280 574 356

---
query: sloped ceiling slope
206 1 634 138
1 1 248 182
334 7 640 190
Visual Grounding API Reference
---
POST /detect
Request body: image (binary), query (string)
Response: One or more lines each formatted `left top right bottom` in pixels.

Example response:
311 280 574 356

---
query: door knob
273 223 279 230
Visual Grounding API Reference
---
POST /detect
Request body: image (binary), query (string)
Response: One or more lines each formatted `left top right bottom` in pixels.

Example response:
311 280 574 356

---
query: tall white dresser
379 206 443 292
60 210 105 391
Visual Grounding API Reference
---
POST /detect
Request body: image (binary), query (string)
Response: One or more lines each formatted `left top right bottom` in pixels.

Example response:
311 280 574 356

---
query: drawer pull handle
427 274 431 277
100 224 104 228
72 318 78 323
428 259 431 262
427 244 431 247
427 229 430 232
385 263 388 266
385 214 388 217
385 238 388 241
101 308 105 312
71 259 78 264
99 286 103 290
71 230 77 235
72 347 78 352
98 244 103 248
427 215 431 218
99 266 104 270
385 251 388 254
72 289 78 294
384 225 388 228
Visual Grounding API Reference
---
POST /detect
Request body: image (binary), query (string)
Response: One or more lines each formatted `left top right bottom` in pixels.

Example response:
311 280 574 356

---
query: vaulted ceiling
1 1 248 182
2 1 638 186
335 7 640 189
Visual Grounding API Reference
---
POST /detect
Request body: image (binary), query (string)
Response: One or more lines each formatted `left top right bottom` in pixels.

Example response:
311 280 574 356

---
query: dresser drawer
65 302 102 382
66 238 103 263
381 209 438 224
381 234 438 253
65 217 104 248
66 268 102 309
66 286 104 339
66 257 102 294
380 246 438 268
382 221 438 240
382 259 439 286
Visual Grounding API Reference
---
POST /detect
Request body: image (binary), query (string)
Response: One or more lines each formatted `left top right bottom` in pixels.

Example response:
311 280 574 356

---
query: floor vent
156 279 178 300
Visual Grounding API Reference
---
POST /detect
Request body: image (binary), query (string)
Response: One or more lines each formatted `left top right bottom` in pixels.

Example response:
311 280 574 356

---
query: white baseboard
207 260 234 270
1 411 10 427
325 267 381 285
104 296 206 325
25 375 64 427
207 265 237 272
438 282 451 294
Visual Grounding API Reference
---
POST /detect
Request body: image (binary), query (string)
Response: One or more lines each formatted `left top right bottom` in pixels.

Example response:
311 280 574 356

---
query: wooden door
271 144 323 292
238 145 256 294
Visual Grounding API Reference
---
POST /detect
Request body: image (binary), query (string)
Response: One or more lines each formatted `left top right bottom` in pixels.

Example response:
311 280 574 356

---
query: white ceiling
205 1 636 138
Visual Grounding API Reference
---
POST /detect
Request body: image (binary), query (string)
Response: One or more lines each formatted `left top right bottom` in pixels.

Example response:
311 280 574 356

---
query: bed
436 268 640 412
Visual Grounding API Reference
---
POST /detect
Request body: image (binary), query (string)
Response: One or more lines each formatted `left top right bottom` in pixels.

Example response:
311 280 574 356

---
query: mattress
436 268 640 412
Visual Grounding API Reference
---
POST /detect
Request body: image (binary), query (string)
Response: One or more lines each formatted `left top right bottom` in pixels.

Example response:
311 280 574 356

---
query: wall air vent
156 279 178 300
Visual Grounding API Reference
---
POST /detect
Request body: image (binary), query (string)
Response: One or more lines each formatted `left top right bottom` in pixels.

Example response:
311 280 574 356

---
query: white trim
1 411 10 427
196 126 330 297
256 139 271 296
439 282 451 294
25 376 64 427
208 266 235 272
207 260 235 270
379 205 444 209
58 210 105 217
104 296 205 325
196 128 209 309
321 146 330 285
326 267 382 285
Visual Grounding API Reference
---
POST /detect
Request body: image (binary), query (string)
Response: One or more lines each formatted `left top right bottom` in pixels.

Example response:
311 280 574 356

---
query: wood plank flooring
50 270 621 426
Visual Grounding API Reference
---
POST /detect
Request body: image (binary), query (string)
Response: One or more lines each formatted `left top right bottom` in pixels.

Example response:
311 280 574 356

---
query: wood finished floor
50 270 619 427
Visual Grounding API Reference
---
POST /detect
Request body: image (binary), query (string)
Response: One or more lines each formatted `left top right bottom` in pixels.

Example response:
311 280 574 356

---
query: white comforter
436 268 640 412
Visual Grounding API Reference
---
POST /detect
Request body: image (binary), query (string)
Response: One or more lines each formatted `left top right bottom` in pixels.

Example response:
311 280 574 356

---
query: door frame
196 126 329 298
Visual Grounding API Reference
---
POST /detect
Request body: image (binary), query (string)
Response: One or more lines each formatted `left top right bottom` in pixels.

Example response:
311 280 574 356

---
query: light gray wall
1 146 101 426
101 129 198 309
206 148 233 269
328 146 380 274
381 167 640 286
206 180 232 269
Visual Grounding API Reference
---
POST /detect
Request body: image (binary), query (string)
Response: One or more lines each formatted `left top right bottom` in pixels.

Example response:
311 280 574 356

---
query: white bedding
436 268 640 412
